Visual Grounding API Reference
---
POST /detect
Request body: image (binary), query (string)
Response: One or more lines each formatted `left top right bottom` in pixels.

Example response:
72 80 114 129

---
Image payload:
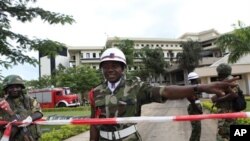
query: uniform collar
108 80 120 92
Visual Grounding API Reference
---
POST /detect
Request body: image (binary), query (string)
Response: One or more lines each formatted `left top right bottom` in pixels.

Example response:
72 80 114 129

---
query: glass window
86 53 90 58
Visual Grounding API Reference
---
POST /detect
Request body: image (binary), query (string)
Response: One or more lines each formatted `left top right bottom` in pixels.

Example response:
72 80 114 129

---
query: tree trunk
183 69 189 85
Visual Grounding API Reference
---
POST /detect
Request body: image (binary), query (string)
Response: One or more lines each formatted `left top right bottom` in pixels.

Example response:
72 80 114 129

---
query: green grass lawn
41 106 91 133
43 110 90 117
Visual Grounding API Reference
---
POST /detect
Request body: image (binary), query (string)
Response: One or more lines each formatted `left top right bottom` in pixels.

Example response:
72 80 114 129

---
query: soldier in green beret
89 48 239 141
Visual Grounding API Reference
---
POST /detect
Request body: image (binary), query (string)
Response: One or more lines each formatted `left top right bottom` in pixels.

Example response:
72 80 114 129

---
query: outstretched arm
161 77 239 99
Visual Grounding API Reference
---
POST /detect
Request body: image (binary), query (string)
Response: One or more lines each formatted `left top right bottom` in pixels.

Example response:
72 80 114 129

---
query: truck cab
28 87 80 108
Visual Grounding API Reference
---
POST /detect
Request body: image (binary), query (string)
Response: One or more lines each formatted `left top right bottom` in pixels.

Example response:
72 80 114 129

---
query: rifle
14 114 35 141
21 127 35 141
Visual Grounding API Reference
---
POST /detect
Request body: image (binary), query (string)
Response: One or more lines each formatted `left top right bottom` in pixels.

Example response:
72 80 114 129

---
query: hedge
202 100 250 124
42 106 90 112
41 125 90 141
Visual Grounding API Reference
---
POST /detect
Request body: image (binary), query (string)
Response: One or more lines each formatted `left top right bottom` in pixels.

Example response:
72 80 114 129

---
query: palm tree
216 21 250 63
176 40 202 84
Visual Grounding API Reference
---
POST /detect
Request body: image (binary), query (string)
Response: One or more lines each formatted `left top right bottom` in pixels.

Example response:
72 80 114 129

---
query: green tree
176 40 202 84
25 75 53 89
0 0 75 76
54 65 101 94
26 65 102 101
141 46 167 84
0 81 3 96
216 21 250 63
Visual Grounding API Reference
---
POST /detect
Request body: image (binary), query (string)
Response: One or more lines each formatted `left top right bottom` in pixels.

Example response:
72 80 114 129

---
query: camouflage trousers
216 119 236 141
187 103 202 141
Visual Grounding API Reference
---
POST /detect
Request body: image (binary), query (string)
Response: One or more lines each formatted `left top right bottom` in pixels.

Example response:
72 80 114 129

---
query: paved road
137 99 217 141
65 99 218 141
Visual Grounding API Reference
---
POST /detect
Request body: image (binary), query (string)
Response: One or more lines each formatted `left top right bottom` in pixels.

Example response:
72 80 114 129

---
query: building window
86 53 90 58
81 53 84 59
93 53 96 58
71 56 76 60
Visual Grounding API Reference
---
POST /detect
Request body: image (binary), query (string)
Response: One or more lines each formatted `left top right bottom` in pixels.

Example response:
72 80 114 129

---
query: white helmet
188 72 199 80
100 47 126 66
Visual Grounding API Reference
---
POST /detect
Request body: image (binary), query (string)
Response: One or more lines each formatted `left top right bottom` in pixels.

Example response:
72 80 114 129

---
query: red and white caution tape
1 112 250 141
0 112 249 127
33 112 250 125
0 123 12 141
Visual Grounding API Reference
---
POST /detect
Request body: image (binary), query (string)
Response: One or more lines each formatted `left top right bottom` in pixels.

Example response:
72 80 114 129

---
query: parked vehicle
28 87 80 108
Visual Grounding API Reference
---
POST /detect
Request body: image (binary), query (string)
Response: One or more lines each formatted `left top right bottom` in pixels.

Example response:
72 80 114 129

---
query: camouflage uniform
0 75 42 141
187 72 202 141
90 76 166 141
215 64 237 141
215 90 237 141
187 100 202 141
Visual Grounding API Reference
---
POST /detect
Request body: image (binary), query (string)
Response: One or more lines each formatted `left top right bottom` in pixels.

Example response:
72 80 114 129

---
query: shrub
41 125 89 141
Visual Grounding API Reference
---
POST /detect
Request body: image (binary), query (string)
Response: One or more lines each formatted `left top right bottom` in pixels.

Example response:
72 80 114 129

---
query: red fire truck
28 87 80 108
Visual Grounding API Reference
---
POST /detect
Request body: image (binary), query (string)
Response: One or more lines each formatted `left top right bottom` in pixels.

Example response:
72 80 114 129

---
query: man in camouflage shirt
0 75 43 141
187 72 203 141
89 48 239 141
211 63 239 141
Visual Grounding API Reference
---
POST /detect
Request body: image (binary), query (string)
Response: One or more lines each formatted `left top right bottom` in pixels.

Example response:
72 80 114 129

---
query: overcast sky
1 0 250 80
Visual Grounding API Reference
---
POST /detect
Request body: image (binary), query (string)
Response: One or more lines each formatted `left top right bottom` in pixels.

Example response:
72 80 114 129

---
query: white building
39 47 70 77
39 29 250 95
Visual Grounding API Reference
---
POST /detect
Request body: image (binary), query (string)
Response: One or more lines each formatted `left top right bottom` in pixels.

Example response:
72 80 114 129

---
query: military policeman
0 75 43 141
187 72 203 141
212 63 238 141
89 48 239 141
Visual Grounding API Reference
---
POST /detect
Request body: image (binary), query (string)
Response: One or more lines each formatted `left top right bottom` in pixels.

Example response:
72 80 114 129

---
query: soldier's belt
100 125 137 140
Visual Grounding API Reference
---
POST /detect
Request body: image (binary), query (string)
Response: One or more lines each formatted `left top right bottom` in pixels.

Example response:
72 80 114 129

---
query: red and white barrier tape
1 112 250 141
33 112 250 125
0 112 249 126
0 124 12 141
